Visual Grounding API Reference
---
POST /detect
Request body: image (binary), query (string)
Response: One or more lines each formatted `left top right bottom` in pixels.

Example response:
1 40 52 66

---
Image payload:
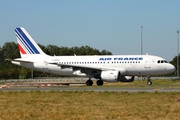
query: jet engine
100 70 120 82
99 70 135 82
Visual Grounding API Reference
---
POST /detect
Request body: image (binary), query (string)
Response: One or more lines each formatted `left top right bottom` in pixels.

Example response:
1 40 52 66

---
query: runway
1 87 180 92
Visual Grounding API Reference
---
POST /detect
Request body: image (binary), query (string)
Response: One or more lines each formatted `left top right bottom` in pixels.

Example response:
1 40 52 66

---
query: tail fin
15 27 47 58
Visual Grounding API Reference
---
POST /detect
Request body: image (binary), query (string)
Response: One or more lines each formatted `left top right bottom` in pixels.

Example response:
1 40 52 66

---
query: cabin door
145 56 151 68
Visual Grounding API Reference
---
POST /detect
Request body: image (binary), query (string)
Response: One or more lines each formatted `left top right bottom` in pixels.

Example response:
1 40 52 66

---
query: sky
1 0 180 61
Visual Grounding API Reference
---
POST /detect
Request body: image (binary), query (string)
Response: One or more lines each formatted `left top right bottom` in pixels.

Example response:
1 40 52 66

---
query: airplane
10 27 175 86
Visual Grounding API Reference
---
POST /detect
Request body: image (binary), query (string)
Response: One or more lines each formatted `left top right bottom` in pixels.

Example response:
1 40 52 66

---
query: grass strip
0 91 180 120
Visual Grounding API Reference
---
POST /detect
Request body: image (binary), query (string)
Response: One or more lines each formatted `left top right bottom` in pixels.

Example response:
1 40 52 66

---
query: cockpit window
157 60 168 63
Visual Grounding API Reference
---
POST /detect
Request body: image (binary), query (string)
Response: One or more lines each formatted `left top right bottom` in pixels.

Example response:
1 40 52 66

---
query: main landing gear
86 80 93 86
147 76 152 85
86 79 104 86
96 79 103 86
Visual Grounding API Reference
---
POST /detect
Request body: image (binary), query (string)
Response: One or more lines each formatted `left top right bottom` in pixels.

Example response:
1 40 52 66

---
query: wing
49 62 113 74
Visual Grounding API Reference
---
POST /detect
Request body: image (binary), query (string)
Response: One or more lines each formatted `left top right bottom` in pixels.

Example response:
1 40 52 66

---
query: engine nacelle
99 70 135 82
101 70 120 82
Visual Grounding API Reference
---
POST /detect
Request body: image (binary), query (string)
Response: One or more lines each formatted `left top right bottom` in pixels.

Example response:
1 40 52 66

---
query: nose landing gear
147 76 152 85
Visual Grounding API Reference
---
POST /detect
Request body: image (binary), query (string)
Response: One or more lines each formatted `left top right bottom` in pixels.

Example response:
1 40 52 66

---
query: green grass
0 91 180 120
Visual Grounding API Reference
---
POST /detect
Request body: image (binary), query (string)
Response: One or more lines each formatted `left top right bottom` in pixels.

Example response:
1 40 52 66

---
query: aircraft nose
168 64 176 73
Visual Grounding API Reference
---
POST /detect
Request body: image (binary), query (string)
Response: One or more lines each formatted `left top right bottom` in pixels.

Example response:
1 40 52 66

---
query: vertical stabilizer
15 27 47 58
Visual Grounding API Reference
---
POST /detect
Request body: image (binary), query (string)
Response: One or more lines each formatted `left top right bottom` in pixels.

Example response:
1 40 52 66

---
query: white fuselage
12 55 175 77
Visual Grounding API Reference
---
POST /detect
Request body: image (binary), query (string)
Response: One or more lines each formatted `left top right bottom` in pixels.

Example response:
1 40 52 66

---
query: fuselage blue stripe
15 28 40 54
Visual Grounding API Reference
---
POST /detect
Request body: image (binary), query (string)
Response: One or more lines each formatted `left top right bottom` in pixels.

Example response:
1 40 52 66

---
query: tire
96 80 103 86
86 80 93 86
147 81 152 86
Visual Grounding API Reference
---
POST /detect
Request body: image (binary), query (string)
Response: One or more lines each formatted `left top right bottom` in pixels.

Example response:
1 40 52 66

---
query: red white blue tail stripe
15 28 40 54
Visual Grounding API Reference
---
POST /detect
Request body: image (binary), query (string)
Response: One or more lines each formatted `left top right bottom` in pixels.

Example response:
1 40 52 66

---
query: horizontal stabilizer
6 58 32 63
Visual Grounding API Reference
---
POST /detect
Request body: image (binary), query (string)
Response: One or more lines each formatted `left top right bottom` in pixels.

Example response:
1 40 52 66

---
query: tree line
0 42 112 79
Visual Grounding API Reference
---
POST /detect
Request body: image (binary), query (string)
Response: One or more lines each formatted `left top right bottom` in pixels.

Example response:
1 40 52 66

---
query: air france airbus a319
10 27 175 86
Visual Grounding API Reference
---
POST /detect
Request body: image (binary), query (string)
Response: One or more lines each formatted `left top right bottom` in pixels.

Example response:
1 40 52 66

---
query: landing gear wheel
96 80 103 86
86 80 93 86
147 81 152 86
147 76 152 86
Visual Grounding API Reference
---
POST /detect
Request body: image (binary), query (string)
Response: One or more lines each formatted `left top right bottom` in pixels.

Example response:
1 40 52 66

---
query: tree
101 50 112 55
169 55 179 76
